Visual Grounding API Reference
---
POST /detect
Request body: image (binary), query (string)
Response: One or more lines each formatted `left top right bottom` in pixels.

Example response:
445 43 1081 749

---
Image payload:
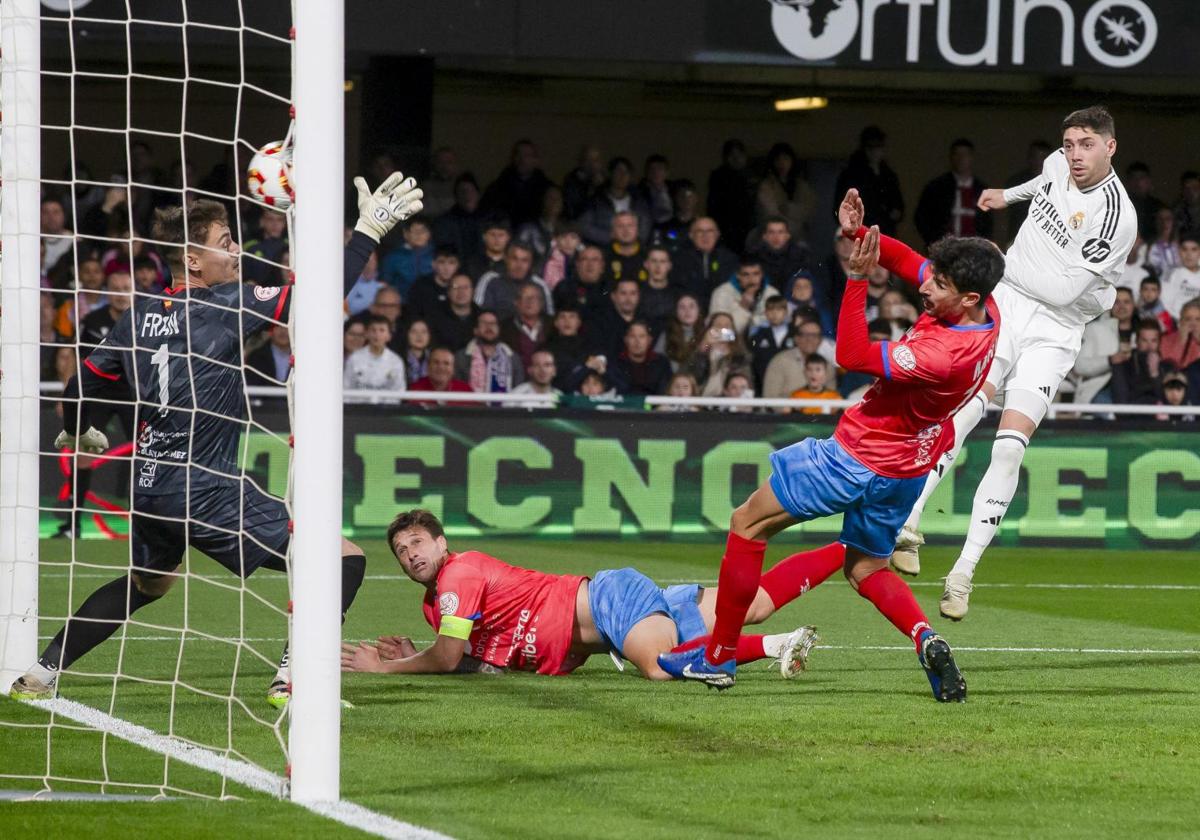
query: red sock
672 634 767 664
705 532 766 665
856 567 932 649
760 542 845 609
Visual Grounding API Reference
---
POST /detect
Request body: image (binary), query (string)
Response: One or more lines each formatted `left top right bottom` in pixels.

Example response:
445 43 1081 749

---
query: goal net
1 0 345 803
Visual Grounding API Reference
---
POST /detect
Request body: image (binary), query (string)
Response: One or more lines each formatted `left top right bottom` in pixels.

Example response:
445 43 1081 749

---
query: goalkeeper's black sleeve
343 230 376 299
61 366 128 435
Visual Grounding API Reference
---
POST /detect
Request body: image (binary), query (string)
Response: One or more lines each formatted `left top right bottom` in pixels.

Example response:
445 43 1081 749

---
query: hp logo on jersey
1082 238 1112 264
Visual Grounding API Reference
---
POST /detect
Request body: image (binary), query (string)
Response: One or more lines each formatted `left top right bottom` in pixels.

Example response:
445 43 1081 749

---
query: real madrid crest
1069 211 1085 230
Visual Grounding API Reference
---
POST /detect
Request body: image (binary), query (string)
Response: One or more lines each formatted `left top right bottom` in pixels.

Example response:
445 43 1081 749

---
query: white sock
950 430 1029 579
905 392 988 531
762 633 789 659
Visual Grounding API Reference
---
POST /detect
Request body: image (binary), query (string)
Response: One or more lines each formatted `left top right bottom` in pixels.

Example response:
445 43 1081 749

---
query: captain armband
438 615 474 641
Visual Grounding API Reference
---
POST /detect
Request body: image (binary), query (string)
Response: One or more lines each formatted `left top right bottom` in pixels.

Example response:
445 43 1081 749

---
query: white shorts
986 283 1084 404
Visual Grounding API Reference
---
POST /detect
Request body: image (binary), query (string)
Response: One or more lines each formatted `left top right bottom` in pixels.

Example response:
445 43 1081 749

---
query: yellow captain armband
438 615 474 641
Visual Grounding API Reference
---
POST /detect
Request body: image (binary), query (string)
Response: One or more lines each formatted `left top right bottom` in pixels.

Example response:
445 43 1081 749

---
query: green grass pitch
2 538 1199 838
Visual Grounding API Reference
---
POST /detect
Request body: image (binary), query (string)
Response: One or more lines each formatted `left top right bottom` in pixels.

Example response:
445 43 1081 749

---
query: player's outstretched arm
343 172 424 297
835 227 888 378
999 176 1040 207
56 365 122 451
341 633 465 675
977 188 1009 212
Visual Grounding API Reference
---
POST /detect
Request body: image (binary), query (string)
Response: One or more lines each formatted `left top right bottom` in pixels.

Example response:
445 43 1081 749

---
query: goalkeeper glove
353 172 424 243
54 426 110 454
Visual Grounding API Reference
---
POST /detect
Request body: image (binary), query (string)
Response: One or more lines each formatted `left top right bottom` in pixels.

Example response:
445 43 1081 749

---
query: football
246 140 294 209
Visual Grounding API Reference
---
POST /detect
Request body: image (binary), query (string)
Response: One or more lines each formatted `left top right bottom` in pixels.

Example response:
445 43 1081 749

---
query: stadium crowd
35 131 1200 418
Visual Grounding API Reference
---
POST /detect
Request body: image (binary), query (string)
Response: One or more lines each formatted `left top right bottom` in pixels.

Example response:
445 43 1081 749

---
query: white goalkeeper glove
54 426 110 454
353 172 424 243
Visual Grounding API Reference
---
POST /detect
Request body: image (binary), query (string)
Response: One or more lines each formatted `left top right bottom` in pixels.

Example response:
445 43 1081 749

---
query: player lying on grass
339 509 826 680
8 173 423 706
891 106 1137 621
657 189 1004 701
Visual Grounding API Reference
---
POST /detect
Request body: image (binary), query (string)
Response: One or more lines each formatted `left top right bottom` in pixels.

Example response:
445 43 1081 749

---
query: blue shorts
768 437 924 558
589 570 709 657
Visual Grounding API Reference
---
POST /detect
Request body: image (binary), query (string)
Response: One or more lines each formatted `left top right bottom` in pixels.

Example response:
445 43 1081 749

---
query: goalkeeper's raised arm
344 172 423 296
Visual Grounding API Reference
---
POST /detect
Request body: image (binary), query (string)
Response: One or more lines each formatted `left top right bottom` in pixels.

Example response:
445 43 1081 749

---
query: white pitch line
37 572 1200 591
19 698 454 840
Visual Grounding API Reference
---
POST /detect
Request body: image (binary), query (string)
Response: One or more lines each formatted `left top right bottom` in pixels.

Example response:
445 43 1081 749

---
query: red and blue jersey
833 232 1000 479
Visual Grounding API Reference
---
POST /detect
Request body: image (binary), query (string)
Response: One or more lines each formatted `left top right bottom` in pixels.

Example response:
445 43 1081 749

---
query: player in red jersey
340 510 831 680
658 189 1004 700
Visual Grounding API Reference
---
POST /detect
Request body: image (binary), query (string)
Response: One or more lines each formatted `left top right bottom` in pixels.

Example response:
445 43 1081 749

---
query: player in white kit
891 106 1136 619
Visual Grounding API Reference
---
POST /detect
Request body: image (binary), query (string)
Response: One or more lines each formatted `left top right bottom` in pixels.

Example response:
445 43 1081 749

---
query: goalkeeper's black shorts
129 479 290 579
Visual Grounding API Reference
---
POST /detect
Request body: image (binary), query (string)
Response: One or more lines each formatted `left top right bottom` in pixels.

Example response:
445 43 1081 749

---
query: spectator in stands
422 146 460 218
54 256 107 339
673 217 738 310
406 245 460 321
78 270 131 349
1161 299 1200 375
686 312 750 397
720 371 755 412
1161 235 1200 320
510 349 562 405
639 245 677 335
562 144 605 220
546 307 588 391
1118 234 1152 293
709 257 781 337
552 244 607 318
706 139 755 256
410 346 474 406
1160 371 1194 422
861 264 895 322
575 369 614 398
345 248 384 317
1148 206 1181 277
541 222 581 292
242 209 288 284
500 282 553 369
454 310 524 393
877 288 920 339
834 126 904 237
612 320 672 396
784 272 833 336
41 197 74 277
915 138 992 247
658 372 701 412
481 139 553 228
39 291 68 380
1126 162 1167 242
656 293 704 372
403 320 433 385
381 216 434 300
1174 171 1200 237
368 286 406 342
1110 319 1164 408
432 173 483 266
1073 287 1135 405
344 314 406 393
474 242 551 320
813 230 854 318
1004 141 1052 240
580 157 652 246
636 154 674 226
464 216 511 281
132 254 165 294
603 211 649 285
763 318 836 400
516 184 564 266
343 317 367 361
751 216 810 293
246 325 292 387
749 297 793 387
1138 276 1174 334
790 355 841 414
586 277 642 361
430 273 479 352
656 180 699 251
756 142 816 245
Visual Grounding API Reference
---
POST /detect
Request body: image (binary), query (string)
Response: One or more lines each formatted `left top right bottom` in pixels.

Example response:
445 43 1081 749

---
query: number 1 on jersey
151 342 171 408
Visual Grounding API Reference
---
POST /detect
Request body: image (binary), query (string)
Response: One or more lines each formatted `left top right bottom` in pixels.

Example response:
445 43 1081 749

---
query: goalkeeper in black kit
8 172 423 707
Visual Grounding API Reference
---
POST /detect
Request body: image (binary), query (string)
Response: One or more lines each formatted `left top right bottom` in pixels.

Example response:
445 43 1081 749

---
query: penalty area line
817 645 1200 655
20 698 454 840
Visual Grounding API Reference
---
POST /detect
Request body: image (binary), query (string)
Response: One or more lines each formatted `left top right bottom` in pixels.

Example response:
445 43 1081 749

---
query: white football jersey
343 346 406 391
1001 149 1137 327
